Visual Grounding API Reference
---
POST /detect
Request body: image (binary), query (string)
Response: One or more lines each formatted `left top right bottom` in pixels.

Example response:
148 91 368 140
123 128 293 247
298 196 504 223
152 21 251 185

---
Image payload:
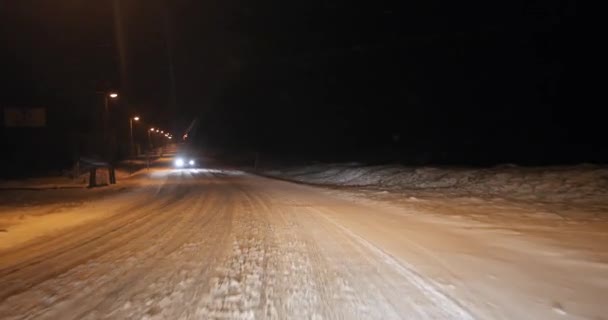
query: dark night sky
1 0 599 165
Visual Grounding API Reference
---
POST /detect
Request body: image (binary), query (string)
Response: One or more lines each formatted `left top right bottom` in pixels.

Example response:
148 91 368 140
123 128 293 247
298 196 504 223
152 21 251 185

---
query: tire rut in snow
0 184 190 274
82 186 234 320
313 209 477 320
72 189 225 319
196 195 268 319
0 185 205 318
195 186 324 319
246 190 325 320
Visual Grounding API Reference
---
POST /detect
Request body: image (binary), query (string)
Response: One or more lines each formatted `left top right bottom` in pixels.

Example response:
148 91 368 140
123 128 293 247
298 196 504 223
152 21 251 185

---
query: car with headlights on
173 156 197 168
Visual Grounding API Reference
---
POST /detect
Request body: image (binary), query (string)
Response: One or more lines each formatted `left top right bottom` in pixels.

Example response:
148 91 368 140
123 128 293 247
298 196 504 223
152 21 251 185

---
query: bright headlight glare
175 158 184 167
189 160 195 166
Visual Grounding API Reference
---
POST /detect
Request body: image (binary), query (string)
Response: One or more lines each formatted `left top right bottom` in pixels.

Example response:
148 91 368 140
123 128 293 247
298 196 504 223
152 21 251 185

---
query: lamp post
130 116 140 157
97 91 119 184
102 92 119 148
148 127 155 149
104 92 118 114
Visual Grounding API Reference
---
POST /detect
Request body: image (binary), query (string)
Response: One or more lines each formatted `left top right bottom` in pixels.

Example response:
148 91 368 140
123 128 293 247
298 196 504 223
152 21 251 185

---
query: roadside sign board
3 108 46 127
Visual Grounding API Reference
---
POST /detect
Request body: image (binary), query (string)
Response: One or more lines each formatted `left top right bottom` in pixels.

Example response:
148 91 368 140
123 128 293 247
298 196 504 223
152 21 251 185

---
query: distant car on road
173 155 197 168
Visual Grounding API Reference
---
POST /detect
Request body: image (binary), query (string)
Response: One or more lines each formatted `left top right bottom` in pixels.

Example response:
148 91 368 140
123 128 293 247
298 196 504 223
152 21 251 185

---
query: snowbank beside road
0 159 153 190
264 164 608 203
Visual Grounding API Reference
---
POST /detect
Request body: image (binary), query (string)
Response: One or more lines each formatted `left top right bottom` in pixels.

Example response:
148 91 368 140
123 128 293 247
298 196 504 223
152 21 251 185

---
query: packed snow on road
0 159 607 319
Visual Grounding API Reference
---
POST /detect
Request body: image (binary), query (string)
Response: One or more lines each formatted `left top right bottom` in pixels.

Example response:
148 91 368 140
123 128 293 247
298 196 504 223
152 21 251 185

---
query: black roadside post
89 167 97 188
109 166 116 184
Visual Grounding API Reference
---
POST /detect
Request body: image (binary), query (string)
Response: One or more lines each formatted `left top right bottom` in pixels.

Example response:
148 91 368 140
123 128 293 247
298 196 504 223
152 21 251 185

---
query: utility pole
148 127 154 150
97 92 119 184
100 92 118 159
129 116 140 158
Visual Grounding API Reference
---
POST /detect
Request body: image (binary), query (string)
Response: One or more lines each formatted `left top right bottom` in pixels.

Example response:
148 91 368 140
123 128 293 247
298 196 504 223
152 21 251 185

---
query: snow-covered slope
264 164 608 203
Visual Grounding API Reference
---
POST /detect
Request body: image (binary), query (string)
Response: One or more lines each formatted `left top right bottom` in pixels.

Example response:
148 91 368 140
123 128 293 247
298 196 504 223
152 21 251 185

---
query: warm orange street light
100 91 120 170
103 92 119 123
130 116 141 157
148 128 155 149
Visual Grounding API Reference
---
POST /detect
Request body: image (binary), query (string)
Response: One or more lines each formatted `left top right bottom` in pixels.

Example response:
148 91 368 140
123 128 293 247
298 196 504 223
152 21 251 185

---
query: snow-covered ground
0 158 607 319
264 163 608 204
0 157 161 190
260 163 608 319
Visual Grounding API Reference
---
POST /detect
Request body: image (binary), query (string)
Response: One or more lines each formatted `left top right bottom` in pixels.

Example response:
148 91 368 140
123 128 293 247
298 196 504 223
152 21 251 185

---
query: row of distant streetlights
103 92 173 157
149 127 173 140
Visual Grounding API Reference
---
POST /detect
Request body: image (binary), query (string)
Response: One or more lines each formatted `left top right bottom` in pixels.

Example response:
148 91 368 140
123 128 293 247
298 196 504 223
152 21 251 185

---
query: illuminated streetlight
100 91 120 180
130 116 141 157
102 92 119 126
148 128 155 149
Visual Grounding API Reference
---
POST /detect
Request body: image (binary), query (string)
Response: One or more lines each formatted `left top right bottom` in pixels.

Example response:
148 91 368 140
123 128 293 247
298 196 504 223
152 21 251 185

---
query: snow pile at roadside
0 163 144 190
0 176 87 190
264 164 608 202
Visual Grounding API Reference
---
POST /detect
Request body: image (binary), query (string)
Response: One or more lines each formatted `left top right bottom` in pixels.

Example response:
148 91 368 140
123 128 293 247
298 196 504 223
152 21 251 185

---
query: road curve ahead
0 161 606 319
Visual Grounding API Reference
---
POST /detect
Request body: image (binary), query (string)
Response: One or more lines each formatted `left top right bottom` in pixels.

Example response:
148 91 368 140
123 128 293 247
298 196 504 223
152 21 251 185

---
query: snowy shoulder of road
0 167 155 249
0 167 142 190
263 163 608 204
0 176 87 190
261 162 608 319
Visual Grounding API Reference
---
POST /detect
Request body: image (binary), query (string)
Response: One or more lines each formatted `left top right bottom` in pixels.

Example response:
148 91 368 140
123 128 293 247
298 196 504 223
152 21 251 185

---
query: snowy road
1 162 607 319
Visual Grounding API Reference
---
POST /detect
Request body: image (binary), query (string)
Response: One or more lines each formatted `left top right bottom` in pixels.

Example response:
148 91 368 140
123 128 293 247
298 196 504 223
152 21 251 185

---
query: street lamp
102 92 119 138
148 128 155 148
130 116 140 157
100 91 119 160
104 92 118 114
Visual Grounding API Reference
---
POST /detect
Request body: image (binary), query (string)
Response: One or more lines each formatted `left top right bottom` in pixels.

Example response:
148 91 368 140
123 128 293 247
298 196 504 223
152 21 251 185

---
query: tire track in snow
314 209 477 320
192 181 324 320
70 188 223 319
77 179 233 319
195 190 267 319
293 208 405 319
244 188 324 320
0 182 190 274
0 187 165 270
0 172 207 316
0 187 198 319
